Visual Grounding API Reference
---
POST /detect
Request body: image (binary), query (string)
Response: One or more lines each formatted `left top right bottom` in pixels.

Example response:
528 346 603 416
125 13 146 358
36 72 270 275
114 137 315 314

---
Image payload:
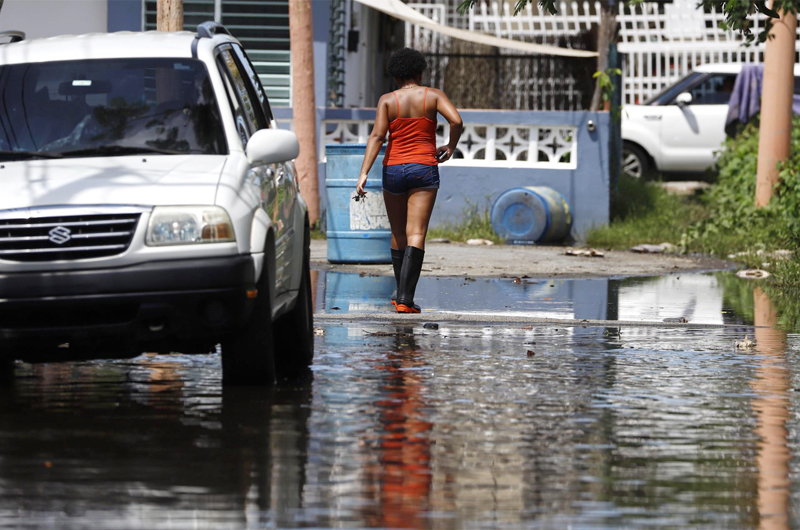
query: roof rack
196 22 231 39
0 31 25 44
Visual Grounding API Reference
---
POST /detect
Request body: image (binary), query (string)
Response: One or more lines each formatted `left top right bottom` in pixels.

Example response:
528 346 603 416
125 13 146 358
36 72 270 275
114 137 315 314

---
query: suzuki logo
48 226 72 245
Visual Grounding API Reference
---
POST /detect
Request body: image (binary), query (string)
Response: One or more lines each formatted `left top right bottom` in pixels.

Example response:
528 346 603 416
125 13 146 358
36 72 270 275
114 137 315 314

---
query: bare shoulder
426 87 448 98
377 92 395 105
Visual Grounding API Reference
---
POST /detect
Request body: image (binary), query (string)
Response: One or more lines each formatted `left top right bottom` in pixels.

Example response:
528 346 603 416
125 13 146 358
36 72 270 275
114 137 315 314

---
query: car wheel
273 220 313 382
622 143 651 179
221 261 276 386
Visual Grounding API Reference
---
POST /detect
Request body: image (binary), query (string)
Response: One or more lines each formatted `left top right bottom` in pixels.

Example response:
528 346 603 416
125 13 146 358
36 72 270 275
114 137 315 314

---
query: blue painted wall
108 0 141 32
274 108 611 241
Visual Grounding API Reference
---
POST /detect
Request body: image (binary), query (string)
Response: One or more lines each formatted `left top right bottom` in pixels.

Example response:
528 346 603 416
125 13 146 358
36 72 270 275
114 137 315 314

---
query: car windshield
0 58 227 160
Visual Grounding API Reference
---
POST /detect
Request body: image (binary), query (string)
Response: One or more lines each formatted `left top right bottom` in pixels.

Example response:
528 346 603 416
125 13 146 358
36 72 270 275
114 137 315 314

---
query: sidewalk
310 240 732 278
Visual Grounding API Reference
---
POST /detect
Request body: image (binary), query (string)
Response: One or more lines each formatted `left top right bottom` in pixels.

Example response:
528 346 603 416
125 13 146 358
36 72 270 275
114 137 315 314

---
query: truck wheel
622 143 651 179
273 223 313 382
222 267 276 386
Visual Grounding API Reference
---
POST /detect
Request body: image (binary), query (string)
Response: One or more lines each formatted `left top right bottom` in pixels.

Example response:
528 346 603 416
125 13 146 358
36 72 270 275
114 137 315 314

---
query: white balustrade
319 120 577 169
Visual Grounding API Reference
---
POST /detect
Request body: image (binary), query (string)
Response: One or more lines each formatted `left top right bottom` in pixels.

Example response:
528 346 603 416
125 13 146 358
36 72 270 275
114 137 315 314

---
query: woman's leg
395 188 437 313
405 189 437 250
383 191 409 250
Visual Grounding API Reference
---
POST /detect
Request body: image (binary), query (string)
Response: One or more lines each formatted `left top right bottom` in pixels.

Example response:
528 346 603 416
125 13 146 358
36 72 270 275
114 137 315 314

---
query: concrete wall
274 108 611 241
0 0 108 38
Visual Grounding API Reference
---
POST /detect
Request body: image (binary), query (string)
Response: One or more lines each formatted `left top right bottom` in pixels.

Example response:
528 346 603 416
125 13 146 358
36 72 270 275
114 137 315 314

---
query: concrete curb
314 312 756 329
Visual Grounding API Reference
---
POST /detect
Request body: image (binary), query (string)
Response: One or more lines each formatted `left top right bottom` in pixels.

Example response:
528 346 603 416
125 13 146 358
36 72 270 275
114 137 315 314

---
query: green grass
585 175 707 249
426 203 503 244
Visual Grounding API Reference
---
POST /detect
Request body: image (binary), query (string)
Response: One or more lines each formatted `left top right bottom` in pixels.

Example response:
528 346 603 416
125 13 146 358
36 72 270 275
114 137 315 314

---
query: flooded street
1 271 799 528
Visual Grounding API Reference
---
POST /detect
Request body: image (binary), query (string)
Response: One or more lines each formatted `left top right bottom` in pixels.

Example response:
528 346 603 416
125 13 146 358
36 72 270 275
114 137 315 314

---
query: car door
216 44 294 294
658 73 736 171
230 44 298 265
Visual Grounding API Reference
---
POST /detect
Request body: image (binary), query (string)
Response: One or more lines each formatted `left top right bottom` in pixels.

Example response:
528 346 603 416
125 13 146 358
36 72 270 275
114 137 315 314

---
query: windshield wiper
0 150 64 161
55 145 188 158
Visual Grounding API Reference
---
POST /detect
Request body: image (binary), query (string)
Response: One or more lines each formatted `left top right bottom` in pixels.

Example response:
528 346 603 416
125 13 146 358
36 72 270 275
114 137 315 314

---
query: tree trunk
755 9 797 208
157 0 183 31
289 0 320 225
590 3 616 111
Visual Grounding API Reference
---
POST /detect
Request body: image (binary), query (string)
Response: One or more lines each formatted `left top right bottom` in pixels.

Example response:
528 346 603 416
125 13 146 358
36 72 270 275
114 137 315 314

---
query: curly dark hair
386 48 427 80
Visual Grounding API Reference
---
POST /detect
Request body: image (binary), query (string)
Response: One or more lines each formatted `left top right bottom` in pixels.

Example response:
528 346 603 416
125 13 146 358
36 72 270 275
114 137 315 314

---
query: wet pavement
1 271 799 528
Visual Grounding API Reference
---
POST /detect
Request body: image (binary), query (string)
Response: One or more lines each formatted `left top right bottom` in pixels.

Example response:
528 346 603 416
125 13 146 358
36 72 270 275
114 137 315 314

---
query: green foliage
585 175 706 249
685 117 800 256
593 68 622 103
427 201 503 244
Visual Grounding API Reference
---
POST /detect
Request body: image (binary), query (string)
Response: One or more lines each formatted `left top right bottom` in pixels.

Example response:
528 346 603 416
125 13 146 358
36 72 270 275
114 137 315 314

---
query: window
688 74 737 105
217 46 267 148
0 58 227 157
231 44 274 123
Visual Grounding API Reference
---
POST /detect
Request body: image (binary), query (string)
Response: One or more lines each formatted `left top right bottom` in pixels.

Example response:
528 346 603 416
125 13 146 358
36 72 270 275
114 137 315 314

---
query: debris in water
565 248 605 258
314 328 325 336
630 243 677 254
423 323 439 330
735 335 755 350
736 269 771 280
527 350 535 357
464 277 476 282
663 317 688 323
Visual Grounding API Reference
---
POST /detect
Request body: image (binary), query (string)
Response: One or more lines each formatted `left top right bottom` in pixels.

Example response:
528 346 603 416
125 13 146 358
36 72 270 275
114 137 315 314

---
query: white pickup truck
0 24 313 385
622 63 800 178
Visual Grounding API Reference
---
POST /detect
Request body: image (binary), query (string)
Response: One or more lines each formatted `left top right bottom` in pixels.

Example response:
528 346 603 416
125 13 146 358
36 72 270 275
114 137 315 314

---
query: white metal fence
462 0 800 105
406 3 593 111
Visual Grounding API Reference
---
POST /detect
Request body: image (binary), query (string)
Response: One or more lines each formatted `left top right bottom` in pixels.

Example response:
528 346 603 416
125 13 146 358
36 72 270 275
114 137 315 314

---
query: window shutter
143 0 291 106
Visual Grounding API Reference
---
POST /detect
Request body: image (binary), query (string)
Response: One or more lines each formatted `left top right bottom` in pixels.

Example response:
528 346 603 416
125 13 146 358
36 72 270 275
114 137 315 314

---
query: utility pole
755 8 797 208
289 0 320 226
157 0 184 31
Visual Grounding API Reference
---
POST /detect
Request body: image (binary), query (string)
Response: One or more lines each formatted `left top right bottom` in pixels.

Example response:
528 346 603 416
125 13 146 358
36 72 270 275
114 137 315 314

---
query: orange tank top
383 88 438 166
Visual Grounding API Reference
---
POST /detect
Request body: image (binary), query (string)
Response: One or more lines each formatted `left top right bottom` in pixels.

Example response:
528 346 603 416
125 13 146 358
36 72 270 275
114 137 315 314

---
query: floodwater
1 271 798 528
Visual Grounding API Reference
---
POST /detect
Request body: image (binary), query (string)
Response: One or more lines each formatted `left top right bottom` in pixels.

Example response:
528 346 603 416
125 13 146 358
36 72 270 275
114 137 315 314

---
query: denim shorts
382 163 440 195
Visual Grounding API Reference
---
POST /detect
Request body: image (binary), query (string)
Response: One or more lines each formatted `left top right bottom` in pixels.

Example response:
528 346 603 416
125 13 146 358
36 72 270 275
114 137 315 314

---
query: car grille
0 213 140 262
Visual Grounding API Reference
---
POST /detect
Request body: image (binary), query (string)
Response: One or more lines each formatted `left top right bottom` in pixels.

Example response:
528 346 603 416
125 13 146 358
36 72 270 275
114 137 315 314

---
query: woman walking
356 48 463 313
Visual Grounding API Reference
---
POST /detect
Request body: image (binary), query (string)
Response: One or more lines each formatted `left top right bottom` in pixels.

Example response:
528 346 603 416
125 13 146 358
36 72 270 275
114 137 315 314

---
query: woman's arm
434 90 463 163
356 97 390 195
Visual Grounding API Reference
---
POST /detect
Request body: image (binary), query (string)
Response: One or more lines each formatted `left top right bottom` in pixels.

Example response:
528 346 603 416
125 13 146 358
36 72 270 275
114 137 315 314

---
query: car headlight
146 206 235 246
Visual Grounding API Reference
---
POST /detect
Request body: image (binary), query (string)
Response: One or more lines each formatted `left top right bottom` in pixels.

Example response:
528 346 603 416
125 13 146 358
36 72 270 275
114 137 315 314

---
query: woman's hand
356 173 369 195
436 145 454 163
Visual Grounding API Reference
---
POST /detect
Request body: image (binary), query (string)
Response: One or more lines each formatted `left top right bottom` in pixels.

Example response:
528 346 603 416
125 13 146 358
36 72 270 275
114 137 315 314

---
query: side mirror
675 92 693 107
246 128 300 165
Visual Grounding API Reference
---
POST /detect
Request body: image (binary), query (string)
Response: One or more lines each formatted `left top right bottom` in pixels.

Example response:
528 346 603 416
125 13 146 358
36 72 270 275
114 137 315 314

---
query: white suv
622 63 800 177
0 23 312 385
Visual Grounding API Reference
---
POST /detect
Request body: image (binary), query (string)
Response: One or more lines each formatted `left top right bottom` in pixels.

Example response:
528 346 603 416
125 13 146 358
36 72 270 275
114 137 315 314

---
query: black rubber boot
396 246 425 313
390 247 404 306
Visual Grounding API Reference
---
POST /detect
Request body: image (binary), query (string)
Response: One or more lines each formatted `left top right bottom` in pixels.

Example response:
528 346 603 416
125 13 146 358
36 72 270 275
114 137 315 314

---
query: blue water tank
325 144 392 263
490 186 573 244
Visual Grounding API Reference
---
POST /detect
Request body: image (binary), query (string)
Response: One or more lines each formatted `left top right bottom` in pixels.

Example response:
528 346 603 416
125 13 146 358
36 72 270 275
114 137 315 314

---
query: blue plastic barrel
325 144 392 263
490 186 573 244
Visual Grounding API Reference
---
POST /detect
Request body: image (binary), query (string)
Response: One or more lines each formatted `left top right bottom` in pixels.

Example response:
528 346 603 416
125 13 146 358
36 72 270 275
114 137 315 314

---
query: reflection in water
316 270 766 327
3 272 800 528
751 287 790 530
0 356 311 528
365 329 432 528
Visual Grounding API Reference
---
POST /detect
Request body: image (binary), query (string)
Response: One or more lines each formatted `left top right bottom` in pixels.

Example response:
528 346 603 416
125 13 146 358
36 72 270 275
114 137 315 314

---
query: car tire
273 220 313 382
622 143 652 179
221 260 276 386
